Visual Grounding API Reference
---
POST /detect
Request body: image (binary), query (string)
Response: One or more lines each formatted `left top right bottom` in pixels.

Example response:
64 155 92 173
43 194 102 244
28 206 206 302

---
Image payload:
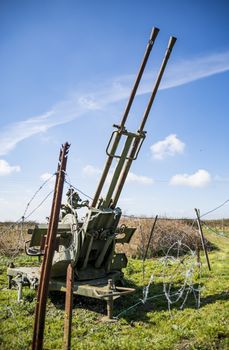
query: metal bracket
25 240 44 256
106 130 145 160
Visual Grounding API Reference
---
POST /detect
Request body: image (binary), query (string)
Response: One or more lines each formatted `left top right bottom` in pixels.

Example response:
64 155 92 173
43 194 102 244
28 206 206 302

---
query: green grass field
0 230 228 350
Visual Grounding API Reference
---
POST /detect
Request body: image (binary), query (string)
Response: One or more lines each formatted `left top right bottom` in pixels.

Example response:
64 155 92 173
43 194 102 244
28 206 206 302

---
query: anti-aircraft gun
7 28 176 317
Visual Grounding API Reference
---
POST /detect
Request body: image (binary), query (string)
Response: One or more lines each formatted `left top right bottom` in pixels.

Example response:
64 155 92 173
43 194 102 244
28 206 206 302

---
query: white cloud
159 51 229 90
214 175 229 182
113 50 229 95
0 94 103 157
150 134 185 160
127 172 154 185
119 197 133 203
82 164 153 185
1 50 229 156
0 159 20 176
170 169 211 188
82 165 102 176
40 172 55 182
78 96 101 110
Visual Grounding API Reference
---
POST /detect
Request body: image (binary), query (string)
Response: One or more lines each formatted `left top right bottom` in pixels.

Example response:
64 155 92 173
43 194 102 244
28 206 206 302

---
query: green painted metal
7 29 176 315
103 133 134 208
112 36 177 208
91 27 160 208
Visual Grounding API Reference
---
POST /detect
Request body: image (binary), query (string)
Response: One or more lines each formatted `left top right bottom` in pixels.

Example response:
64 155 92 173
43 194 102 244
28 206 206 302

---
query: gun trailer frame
7 28 176 322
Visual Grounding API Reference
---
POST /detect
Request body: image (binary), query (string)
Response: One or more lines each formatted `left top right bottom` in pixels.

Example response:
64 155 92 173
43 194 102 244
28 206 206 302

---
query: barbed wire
23 190 54 221
200 199 229 218
115 200 229 319
22 173 56 219
161 240 201 311
0 174 56 257
64 176 93 201
115 246 201 319
1 173 55 230
201 220 229 238
115 215 203 319
0 170 93 257
116 203 229 319
1 177 228 321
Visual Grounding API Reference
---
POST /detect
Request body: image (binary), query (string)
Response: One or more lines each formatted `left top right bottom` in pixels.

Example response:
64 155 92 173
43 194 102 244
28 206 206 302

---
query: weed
0 224 228 349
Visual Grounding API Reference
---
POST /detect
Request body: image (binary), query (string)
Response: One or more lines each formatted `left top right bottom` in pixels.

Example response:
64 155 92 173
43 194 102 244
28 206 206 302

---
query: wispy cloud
112 50 229 94
170 169 211 188
0 159 20 176
40 172 55 182
127 172 154 185
82 164 153 185
1 50 228 156
214 175 229 182
0 97 101 156
82 165 102 177
158 51 229 90
150 134 185 160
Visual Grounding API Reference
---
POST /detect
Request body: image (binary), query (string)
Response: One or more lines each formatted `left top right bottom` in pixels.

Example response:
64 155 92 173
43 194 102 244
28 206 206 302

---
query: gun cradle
25 207 135 282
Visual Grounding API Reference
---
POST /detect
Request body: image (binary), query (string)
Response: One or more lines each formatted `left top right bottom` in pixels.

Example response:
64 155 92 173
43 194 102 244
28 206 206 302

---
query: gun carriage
7 28 176 319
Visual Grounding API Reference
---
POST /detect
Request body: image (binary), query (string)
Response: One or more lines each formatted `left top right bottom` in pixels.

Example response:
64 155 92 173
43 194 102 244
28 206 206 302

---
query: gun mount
7 28 176 319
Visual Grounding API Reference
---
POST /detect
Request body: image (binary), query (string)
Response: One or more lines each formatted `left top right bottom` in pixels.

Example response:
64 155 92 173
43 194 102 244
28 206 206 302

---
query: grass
0 230 228 350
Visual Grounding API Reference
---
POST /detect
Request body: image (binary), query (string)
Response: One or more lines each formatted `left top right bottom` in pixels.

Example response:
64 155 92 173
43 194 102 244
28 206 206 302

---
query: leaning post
194 208 211 271
32 142 70 350
63 263 74 350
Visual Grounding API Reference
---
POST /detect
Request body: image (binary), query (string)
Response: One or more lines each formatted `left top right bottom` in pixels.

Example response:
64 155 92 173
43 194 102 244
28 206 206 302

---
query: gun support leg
17 281 23 302
101 279 117 322
7 275 12 289
107 294 113 320
106 279 115 321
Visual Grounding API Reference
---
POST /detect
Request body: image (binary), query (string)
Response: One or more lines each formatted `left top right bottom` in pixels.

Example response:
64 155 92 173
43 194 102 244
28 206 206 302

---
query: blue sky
0 0 229 221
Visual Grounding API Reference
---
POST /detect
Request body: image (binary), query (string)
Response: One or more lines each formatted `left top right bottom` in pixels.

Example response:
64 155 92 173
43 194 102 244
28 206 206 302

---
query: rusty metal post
91 27 160 208
32 142 70 350
194 208 211 271
143 215 158 261
63 263 74 350
112 36 177 208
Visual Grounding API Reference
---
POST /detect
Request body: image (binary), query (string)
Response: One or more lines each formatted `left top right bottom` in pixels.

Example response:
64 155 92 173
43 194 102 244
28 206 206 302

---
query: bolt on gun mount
8 28 176 308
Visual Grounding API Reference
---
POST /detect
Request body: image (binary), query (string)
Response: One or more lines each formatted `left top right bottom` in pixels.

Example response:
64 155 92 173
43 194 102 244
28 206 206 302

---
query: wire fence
114 199 229 318
0 177 228 324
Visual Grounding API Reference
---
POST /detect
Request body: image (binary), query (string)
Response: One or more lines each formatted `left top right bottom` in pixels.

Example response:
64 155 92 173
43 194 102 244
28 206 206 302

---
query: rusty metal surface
32 142 70 350
143 215 158 261
63 263 74 350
